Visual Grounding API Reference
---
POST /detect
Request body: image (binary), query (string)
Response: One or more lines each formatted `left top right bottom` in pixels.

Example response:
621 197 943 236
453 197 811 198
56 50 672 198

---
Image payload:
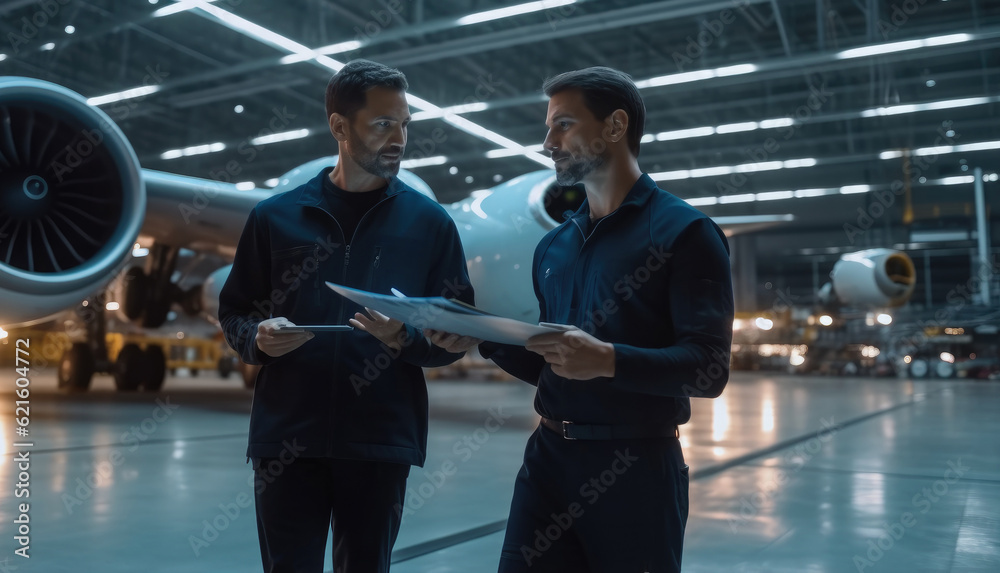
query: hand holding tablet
274 324 354 333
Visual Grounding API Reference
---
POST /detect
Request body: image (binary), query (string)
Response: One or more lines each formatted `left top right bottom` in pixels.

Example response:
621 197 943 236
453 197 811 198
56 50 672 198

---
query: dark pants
252 456 410 573
498 426 689 573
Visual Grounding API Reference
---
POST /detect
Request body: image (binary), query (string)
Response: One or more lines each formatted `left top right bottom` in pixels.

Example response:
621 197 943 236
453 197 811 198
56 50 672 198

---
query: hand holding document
325 282 572 346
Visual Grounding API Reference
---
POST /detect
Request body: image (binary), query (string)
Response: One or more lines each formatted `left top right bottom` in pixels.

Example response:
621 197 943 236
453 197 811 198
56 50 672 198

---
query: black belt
540 417 679 440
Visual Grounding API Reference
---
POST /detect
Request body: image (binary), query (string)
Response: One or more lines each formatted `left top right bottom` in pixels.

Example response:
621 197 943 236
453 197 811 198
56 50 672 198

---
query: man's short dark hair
325 59 408 120
543 66 645 157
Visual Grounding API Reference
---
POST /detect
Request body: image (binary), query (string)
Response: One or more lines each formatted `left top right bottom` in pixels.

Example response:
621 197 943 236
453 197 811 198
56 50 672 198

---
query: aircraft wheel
58 343 95 391
142 345 167 391
114 344 144 391
121 267 148 321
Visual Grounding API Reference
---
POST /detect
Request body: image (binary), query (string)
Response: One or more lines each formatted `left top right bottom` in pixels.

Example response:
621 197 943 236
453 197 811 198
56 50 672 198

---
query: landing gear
58 342 95 391
113 343 144 391
143 345 167 391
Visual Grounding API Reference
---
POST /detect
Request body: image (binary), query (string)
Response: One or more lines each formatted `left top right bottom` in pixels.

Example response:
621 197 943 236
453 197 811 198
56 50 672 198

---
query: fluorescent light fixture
41 42 56 51
690 166 734 177
235 181 256 191
759 118 794 128
444 114 550 166
862 96 992 117
685 197 718 206
154 0 219 17
955 140 1000 152
250 128 310 146
400 155 448 169
160 142 225 160
650 170 691 181
914 145 954 156
87 85 161 106
319 40 363 55
836 33 971 59
715 64 758 77
718 193 756 204
486 144 545 159
656 127 714 141
413 102 489 121
637 70 714 88
265 178 280 187
640 134 655 143
756 190 795 201
840 184 871 194
937 176 976 185
782 158 817 168
716 121 759 134
734 161 782 173
880 150 904 160
0 54 7 62
794 188 833 198
457 0 576 26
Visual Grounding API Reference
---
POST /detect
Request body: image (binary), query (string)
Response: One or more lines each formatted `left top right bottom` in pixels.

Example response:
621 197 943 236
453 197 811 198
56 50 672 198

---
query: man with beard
428 67 734 571
219 59 474 573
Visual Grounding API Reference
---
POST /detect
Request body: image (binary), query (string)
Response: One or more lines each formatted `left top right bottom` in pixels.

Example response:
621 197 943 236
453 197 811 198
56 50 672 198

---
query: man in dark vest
429 66 734 572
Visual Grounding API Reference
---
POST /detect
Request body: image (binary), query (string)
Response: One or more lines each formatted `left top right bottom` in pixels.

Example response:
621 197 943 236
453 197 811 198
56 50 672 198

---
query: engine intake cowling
0 77 144 325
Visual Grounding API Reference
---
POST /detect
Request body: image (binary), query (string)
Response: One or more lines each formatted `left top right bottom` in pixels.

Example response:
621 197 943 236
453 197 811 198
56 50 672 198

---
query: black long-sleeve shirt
481 174 734 427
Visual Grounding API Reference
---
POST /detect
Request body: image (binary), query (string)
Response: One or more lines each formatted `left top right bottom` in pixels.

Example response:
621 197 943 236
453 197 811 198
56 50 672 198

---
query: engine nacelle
448 172 584 320
0 77 145 325
827 248 916 308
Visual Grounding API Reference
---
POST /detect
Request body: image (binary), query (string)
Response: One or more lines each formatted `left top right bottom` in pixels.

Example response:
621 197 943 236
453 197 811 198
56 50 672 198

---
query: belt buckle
561 421 576 440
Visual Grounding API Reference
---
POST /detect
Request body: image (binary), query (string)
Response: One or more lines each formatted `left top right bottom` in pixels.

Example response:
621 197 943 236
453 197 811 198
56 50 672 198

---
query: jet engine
821 248 917 308
0 77 145 325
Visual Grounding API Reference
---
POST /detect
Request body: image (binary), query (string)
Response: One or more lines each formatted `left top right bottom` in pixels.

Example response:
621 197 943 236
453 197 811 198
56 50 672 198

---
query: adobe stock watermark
179 105 298 223
47 64 170 184
393 406 512 520
729 417 838 532
519 449 639 566
672 0 776 71
851 458 971 571
843 121 959 244
349 275 472 395
407 72 509 165
189 439 306 556
61 397 179 514
878 0 933 39
892 255 1000 357
6 0 72 55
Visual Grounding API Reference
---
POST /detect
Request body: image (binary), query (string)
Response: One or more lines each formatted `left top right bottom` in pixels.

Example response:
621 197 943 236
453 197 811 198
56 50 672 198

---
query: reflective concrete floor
1 369 997 572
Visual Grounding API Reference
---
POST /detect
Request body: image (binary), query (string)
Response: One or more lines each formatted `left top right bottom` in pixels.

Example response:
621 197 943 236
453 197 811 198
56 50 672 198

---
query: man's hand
526 327 615 380
256 317 314 358
424 329 482 354
350 307 405 349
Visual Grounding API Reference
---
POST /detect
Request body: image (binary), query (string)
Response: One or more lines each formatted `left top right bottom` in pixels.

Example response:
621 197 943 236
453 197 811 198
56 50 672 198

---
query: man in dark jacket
219 59 474 573
429 67 734 572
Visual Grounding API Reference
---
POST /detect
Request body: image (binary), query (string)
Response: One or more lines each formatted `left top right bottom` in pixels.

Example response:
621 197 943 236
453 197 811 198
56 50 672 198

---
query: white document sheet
325 282 571 346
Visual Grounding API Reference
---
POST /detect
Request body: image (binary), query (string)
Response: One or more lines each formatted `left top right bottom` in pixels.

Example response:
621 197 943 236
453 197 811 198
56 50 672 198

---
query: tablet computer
274 325 354 333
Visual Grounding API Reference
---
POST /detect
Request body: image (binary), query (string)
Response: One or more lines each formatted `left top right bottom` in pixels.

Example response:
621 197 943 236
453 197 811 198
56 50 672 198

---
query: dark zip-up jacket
482 174 733 428
219 168 474 466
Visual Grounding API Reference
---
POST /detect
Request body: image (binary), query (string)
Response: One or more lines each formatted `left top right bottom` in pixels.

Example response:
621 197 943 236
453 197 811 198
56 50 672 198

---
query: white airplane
0 77 913 391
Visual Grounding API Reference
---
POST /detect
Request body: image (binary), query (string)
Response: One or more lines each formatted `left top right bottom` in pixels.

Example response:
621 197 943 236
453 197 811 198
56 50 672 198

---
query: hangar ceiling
2 0 998 234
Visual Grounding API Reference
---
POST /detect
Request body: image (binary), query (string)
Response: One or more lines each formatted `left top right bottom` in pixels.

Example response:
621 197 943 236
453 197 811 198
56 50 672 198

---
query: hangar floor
0 370 997 572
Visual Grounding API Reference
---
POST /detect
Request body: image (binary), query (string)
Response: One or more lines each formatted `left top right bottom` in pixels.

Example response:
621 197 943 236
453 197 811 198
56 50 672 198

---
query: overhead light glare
457 0 576 26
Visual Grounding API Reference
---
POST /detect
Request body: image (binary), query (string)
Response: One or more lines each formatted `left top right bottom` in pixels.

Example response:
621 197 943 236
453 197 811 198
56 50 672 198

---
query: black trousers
498 426 689 573
252 456 410 573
